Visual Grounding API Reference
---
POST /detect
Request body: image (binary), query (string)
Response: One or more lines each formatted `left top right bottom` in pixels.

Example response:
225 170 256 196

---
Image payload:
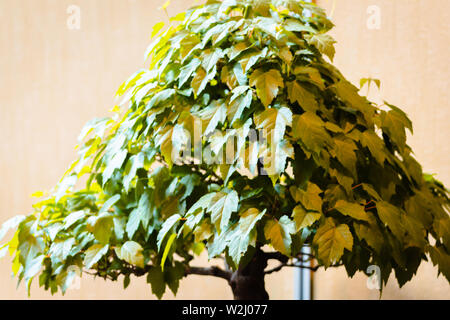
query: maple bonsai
1 0 449 300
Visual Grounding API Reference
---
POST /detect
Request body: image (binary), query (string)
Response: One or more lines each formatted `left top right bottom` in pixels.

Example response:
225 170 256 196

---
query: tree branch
185 266 232 281
261 251 289 263
262 251 315 263
264 263 320 275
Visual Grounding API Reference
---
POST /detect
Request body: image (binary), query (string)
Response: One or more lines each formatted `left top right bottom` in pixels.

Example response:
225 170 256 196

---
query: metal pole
294 246 312 300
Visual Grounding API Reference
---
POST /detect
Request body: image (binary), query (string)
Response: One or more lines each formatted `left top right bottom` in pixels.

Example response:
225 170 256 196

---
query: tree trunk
229 248 269 300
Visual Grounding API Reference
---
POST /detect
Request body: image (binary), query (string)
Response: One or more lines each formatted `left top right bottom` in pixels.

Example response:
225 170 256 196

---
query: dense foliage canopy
1 0 449 298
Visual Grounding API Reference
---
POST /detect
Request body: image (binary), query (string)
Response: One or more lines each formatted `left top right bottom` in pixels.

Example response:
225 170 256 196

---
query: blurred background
0 0 448 299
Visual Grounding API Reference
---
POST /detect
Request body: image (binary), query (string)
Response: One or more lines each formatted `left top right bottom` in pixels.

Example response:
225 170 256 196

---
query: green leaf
292 205 321 232
199 100 228 137
328 168 353 195
48 238 75 261
126 192 153 239
77 117 111 142
428 246 450 282
239 208 266 235
102 149 128 184
170 12 185 22
381 110 407 151
361 183 381 201
254 17 278 36
384 101 413 133
360 130 386 165
126 209 141 240
293 66 325 90
264 216 295 256
207 190 239 232
157 214 181 250
359 78 369 89
193 219 213 243
228 42 251 61
179 34 201 61
223 208 266 266
63 211 85 230
23 254 45 280
0 215 25 242
255 106 293 176
55 174 77 202
93 215 114 244
277 46 293 64
287 81 318 112
376 201 406 240
191 66 217 97
292 112 332 155
227 86 253 125
147 266 166 299
99 195 121 213
313 218 353 267
160 125 191 167
433 217 450 249
334 200 369 222
252 0 271 16
203 21 236 47
353 213 384 252
402 215 427 248
290 182 323 212
84 244 109 269
254 106 292 146
249 69 284 107
284 19 317 33
306 33 336 61
113 217 126 241
179 58 202 88
123 153 145 192
238 48 268 73
115 241 144 269
331 81 373 122
123 274 131 289
265 139 294 178
166 261 185 295
147 88 176 109
186 193 216 216
221 64 245 89
202 48 225 72
227 224 256 266
332 138 357 178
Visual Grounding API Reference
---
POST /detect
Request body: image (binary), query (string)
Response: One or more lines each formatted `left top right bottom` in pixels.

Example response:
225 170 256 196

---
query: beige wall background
0 0 448 299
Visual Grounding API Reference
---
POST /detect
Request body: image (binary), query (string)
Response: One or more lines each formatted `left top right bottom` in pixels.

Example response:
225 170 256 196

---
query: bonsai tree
1 0 449 300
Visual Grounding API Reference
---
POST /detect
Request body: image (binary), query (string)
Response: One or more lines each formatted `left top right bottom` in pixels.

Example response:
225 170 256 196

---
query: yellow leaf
249 69 284 107
109 105 121 113
30 191 44 198
334 200 369 222
161 233 176 271
264 216 295 255
292 204 321 231
151 22 165 38
12 254 20 276
313 218 353 267
161 0 171 10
